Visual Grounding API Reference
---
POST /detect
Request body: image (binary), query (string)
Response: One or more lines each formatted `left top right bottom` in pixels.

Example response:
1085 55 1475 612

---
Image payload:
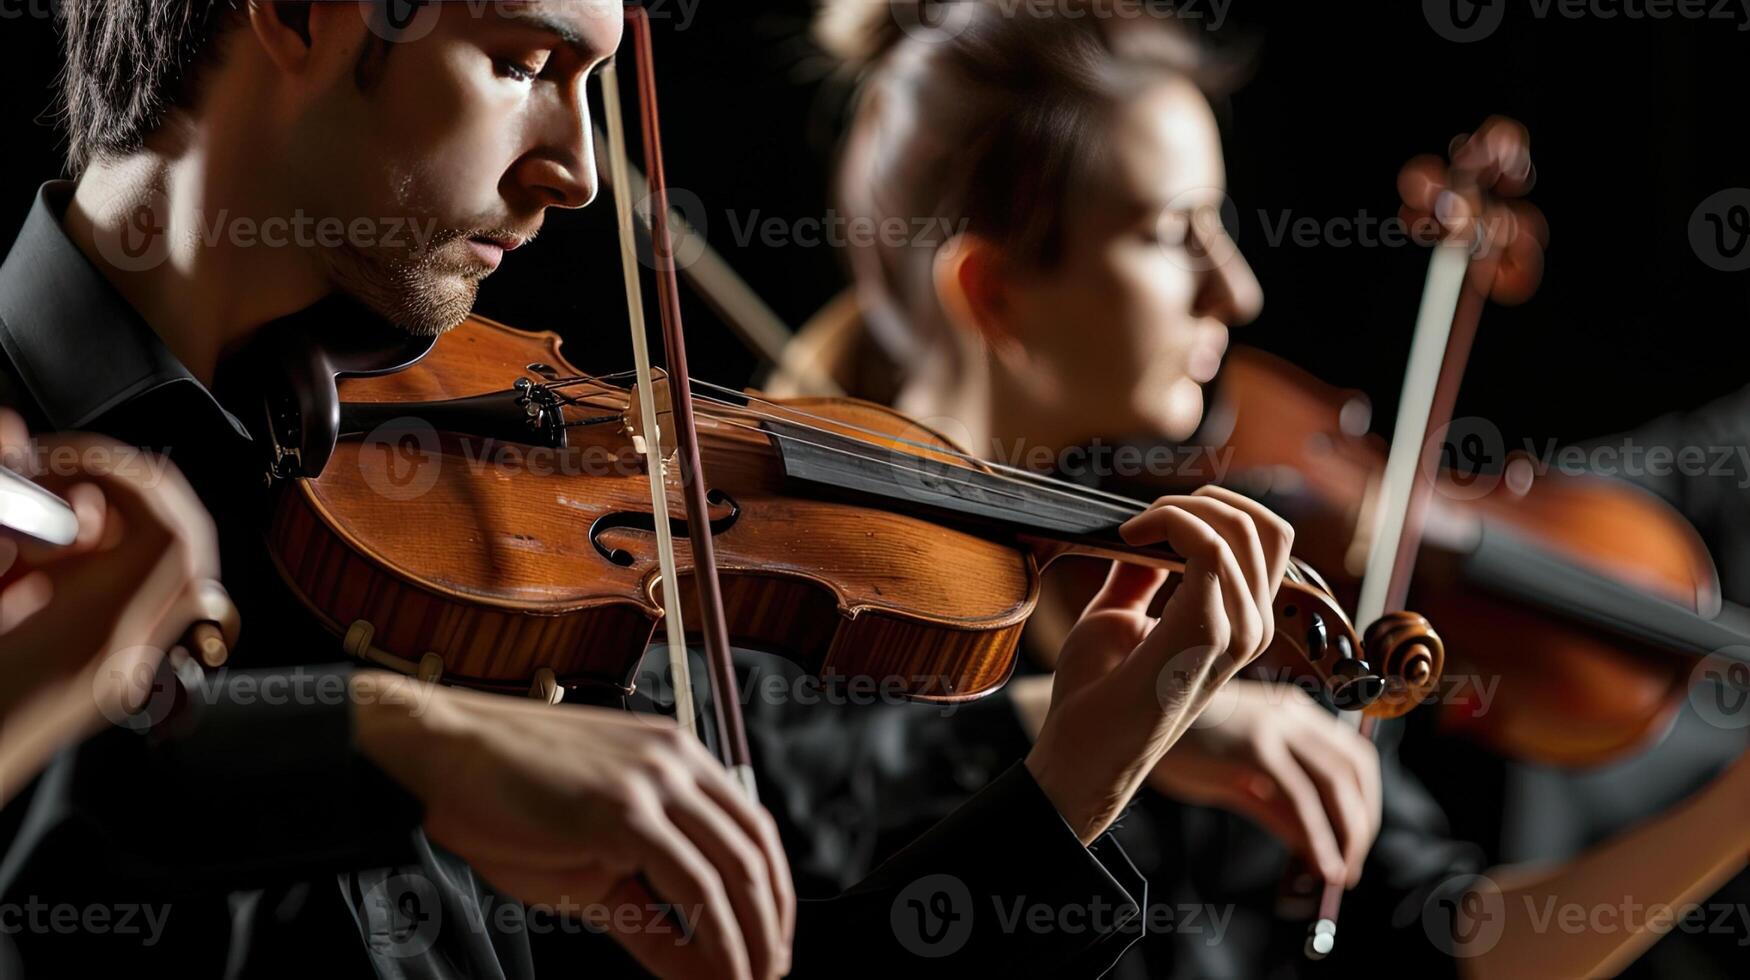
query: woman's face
1001 77 1262 442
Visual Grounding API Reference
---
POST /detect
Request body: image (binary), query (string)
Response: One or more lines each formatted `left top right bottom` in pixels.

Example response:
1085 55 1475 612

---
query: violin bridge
623 371 677 462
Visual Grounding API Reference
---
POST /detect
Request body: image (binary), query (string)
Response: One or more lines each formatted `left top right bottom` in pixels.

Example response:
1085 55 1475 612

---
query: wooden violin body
1181 346 1731 766
265 316 1442 713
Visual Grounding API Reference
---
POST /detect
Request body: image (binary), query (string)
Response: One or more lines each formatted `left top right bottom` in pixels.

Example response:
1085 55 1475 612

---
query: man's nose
516 153 596 210
514 97 598 210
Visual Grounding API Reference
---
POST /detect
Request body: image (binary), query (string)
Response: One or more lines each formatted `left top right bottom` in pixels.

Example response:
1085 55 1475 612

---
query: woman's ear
932 233 1024 362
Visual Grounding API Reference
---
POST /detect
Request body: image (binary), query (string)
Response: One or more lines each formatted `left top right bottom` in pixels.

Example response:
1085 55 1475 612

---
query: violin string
696 378 1159 513
540 371 1153 515
673 393 1320 590
523 375 1318 589
540 371 1159 520
686 404 1315 593
688 396 1145 524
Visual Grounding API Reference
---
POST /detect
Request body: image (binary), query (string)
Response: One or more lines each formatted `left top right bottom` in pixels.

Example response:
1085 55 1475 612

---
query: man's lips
470 233 526 251
464 234 525 270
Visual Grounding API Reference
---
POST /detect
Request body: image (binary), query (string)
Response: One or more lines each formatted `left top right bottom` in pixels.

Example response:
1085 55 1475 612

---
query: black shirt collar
0 181 249 438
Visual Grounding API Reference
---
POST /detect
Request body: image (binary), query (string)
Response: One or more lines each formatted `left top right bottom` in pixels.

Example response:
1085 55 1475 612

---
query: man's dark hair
57 0 250 174
55 1 412 175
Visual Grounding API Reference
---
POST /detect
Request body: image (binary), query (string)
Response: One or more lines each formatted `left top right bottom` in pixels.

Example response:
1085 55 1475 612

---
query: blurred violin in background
1155 117 1750 769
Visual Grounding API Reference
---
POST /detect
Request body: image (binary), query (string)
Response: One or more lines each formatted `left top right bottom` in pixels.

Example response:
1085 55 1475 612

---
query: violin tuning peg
1328 658 1385 712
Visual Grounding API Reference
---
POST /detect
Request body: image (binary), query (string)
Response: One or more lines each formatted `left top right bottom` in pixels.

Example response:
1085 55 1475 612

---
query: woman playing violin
782 1 1750 976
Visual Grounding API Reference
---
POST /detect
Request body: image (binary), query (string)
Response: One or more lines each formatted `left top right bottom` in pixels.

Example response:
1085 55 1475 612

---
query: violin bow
1306 126 1541 958
600 6 757 799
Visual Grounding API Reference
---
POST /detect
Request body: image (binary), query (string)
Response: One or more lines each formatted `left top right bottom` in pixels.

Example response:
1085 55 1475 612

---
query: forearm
0 670 102 807
1460 756 1750 979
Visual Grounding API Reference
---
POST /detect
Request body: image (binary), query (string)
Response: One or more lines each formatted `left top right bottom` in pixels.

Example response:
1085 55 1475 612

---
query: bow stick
601 5 757 800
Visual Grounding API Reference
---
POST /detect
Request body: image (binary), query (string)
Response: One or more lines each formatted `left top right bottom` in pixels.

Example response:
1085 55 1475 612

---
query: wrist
1024 742 1103 846
351 670 458 796
1008 674 1052 742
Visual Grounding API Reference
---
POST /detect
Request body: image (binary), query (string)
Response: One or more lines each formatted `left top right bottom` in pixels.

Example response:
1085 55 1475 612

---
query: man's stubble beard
323 235 482 339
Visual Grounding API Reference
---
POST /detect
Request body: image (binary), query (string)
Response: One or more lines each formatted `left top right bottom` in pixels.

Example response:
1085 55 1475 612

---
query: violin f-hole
590 489 741 567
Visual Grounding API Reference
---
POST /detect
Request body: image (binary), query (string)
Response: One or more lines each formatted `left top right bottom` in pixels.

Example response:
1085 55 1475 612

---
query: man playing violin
775 1 1750 976
0 2 1306 978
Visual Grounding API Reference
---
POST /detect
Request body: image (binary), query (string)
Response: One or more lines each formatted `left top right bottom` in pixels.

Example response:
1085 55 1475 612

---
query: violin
259 312 1443 719
1184 346 1748 767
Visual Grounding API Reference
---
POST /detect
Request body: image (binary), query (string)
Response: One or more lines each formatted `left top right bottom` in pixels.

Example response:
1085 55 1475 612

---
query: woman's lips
1187 346 1225 383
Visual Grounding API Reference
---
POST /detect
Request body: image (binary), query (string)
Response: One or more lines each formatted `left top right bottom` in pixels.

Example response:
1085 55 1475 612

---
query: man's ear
932 233 1022 360
247 1 366 78
246 1 316 73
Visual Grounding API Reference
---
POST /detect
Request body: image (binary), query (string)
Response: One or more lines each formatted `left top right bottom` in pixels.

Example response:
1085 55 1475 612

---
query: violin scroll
1265 568 1442 719
1362 610 1444 717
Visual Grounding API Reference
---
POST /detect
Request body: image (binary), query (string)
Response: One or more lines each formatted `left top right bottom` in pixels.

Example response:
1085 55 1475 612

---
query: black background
1 0 1747 447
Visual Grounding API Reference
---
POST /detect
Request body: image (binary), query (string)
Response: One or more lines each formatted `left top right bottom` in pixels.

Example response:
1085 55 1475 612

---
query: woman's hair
816 0 1243 372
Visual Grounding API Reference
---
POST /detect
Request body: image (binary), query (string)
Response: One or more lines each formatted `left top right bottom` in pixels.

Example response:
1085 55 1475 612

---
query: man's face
283 1 620 335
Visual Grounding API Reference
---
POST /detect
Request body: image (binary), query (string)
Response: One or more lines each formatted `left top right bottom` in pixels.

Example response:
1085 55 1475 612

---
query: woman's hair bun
815 0 947 69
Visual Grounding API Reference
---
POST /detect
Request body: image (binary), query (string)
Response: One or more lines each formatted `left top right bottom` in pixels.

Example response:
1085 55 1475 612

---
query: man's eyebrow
493 9 609 61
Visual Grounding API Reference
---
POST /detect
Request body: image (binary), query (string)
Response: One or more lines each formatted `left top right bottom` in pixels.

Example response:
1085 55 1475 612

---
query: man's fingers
1087 559 1172 619
1302 719 1385 885
1191 485 1293 599
1258 741 1347 885
6 482 109 570
591 876 735 980
692 763 796 966
1125 503 1248 679
5 514 191 665
665 781 786 980
1166 494 1273 658
1286 738 1376 888
1463 116 1534 194
0 408 31 474
626 809 755 980
33 446 218 581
